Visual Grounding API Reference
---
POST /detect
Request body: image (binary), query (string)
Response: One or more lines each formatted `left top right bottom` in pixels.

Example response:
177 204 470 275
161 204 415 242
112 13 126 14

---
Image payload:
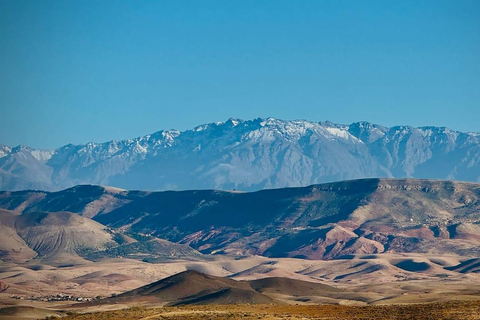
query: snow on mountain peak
0 145 12 158
1 118 479 192
30 149 55 162
323 127 353 140
227 118 242 126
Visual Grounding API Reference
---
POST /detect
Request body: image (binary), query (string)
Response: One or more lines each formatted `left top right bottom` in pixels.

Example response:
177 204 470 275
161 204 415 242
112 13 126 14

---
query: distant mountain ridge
1 118 479 191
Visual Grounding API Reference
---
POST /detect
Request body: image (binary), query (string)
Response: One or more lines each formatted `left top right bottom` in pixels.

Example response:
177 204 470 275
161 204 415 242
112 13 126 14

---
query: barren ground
43 301 480 320
1 254 480 319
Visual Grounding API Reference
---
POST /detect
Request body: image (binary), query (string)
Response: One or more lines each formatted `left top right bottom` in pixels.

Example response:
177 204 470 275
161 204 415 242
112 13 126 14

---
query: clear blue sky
1 0 479 149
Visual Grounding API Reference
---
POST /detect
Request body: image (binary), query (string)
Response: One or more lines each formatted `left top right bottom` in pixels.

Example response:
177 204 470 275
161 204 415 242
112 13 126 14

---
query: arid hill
99 270 346 306
0 208 202 264
1 178 479 261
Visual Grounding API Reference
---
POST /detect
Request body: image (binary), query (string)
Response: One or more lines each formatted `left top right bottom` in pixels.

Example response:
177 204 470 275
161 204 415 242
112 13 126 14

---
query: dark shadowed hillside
1 178 479 260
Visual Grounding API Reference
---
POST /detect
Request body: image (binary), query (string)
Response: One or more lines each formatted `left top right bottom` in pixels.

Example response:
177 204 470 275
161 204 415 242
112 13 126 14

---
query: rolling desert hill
2 253 480 310
1 118 479 192
109 270 274 306
1 178 479 261
249 276 342 296
98 269 350 307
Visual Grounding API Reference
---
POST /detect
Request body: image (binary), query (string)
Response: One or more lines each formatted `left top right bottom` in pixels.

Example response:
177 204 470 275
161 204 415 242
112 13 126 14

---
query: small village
10 294 97 303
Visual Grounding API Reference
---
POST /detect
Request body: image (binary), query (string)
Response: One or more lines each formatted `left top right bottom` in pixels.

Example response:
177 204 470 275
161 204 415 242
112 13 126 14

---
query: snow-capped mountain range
1 118 479 191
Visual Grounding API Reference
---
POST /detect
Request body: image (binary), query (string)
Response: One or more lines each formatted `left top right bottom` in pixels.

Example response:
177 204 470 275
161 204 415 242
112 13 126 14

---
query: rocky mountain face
1 178 479 261
1 118 479 191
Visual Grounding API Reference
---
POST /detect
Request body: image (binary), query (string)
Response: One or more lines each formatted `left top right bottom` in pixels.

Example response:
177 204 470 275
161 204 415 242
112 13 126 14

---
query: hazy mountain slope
1 179 479 260
0 209 37 262
1 118 479 191
13 211 119 260
0 205 204 264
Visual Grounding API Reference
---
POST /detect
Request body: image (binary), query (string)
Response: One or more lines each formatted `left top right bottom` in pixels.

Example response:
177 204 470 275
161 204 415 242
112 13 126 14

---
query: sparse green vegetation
59 301 480 320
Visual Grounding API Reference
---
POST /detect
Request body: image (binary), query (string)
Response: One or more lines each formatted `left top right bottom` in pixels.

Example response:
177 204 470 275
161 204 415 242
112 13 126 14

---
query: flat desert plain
54 302 480 320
